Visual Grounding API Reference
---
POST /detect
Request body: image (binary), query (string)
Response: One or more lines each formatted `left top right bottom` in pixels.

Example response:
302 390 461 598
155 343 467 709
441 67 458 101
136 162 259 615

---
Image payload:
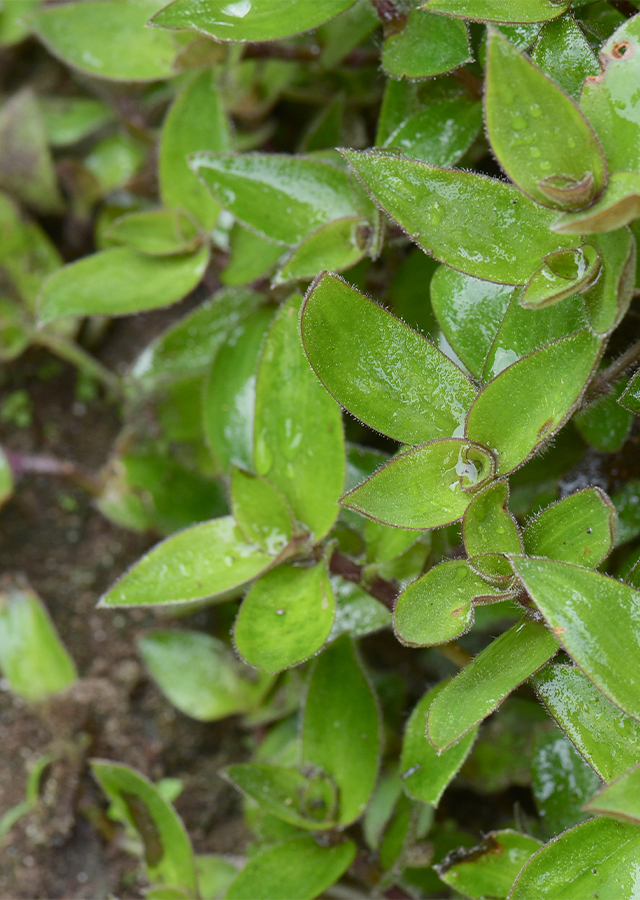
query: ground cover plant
3 0 640 897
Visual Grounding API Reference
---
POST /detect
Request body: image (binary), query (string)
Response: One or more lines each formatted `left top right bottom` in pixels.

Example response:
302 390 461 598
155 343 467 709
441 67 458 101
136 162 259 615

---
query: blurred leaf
221 224 284 285
436 830 542 898
39 95 114 147
382 9 471 79
0 0 39 47
318 0 379 68
0 446 14 508
531 727 601 833
196 855 239 900
574 380 632 452
612 480 640 546
585 763 640 824
84 132 145 193
530 14 599 100
106 209 201 257
0 192 61 308
523 488 616 568
620 369 640 415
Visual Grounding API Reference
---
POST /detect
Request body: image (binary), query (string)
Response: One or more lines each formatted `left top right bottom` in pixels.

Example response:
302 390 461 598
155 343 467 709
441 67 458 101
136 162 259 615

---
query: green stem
33 331 122 397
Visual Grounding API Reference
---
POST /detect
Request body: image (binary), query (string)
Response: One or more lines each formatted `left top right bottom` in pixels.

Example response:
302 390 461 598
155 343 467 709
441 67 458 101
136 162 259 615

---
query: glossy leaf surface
234 563 335 672
153 0 357 42
274 217 369 284
586 764 640 824
581 228 635 335
329 579 391 641
91 760 196 891
421 1 570 23
512 557 640 722
523 488 615 568
463 481 522 582
530 14 599 100
138 630 273 721
520 245 600 309
427 620 558 750
552 171 640 234
225 836 355 900
100 517 276 607
231 466 292 554
401 681 478 806
0 583 77 702
344 151 577 284
33 1 180 82
510 818 640 900
191 154 359 246
159 70 231 230
466 330 602 475
38 245 209 322
342 440 495 530
382 9 470 79
302 273 476 443
430 267 514 380
485 30 605 210
302 635 380 825
535 664 640 782
437 830 542 898
254 294 344 541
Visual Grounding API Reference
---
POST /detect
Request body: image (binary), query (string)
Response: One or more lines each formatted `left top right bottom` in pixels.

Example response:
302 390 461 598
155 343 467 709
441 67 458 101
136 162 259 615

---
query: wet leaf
302 635 380 825
224 836 355 900
401 681 478 806
436 830 542 898
552 171 640 234
231 466 292 554
580 228 636 335
38 245 209 322
274 217 369 284
534 664 640 782
620 369 640 414
430 267 514 380
33 1 181 82
343 150 578 284
159 70 231 230
222 224 285 286
223 764 337 829
0 582 77 702
511 557 640 722
462 481 522 583
523 488 616 568
203 305 276 473
234 563 335 672
427 620 558 750
138 630 274 721
382 9 471 79
421 0 571 24
99 516 277 607
191 153 360 246
520 245 600 309
510 817 640 899
585 763 640 824
302 273 476 444
530 14 599 100
341 440 495 530
329 578 391 641
466 330 602 475
254 294 345 541
485 30 605 210
90 760 196 891
106 209 201 257
152 0 357 43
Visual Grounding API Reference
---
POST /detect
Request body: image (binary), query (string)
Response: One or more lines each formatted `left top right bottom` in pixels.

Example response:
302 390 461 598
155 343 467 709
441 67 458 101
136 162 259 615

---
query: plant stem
583 337 640 405
5 450 103 495
33 332 123 398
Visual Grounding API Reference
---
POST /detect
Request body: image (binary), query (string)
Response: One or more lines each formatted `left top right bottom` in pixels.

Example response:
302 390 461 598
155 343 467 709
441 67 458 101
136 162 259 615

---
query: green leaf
302 635 380 825
39 95 114 147
511 557 640 722
466 330 602 476
552 171 640 234
223 764 337 829
531 727 601 833
90 760 196 892
581 14 640 174
85 132 145 194
401 681 478 806
431 267 514 380
342 439 495 530
329 578 391 640
99 516 277 607
574 380 632 452
203 305 276 473
436 830 542 898
485 30 606 210
534 664 640 782
483 288 586 381
224 836 355 900
585 763 640 824
130 287 262 392
0 191 61 308
191 153 360 246
376 77 482 167
317 0 379 68
222 224 285 286
580 228 636 335
612 480 640 546
159 70 232 230
510 818 640 900
302 273 476 444
382 9 471 79
530 14 599 100
38 245 209 322
138 630 274 721
273 217 370 284
394 559 503 647
234 563 335 672
106 209 201 257
196 855 239 900
0 446 13 508
427 620 558 750
462 481 522 583
620 369 640 415
523 488 616 568
231 466 293 554
0 0 40 47
520 245 600 309
153 0 357 42
254 294 345 541
421 0 571 23
343 151 578 284
33 1 181 82
0 582 77 702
